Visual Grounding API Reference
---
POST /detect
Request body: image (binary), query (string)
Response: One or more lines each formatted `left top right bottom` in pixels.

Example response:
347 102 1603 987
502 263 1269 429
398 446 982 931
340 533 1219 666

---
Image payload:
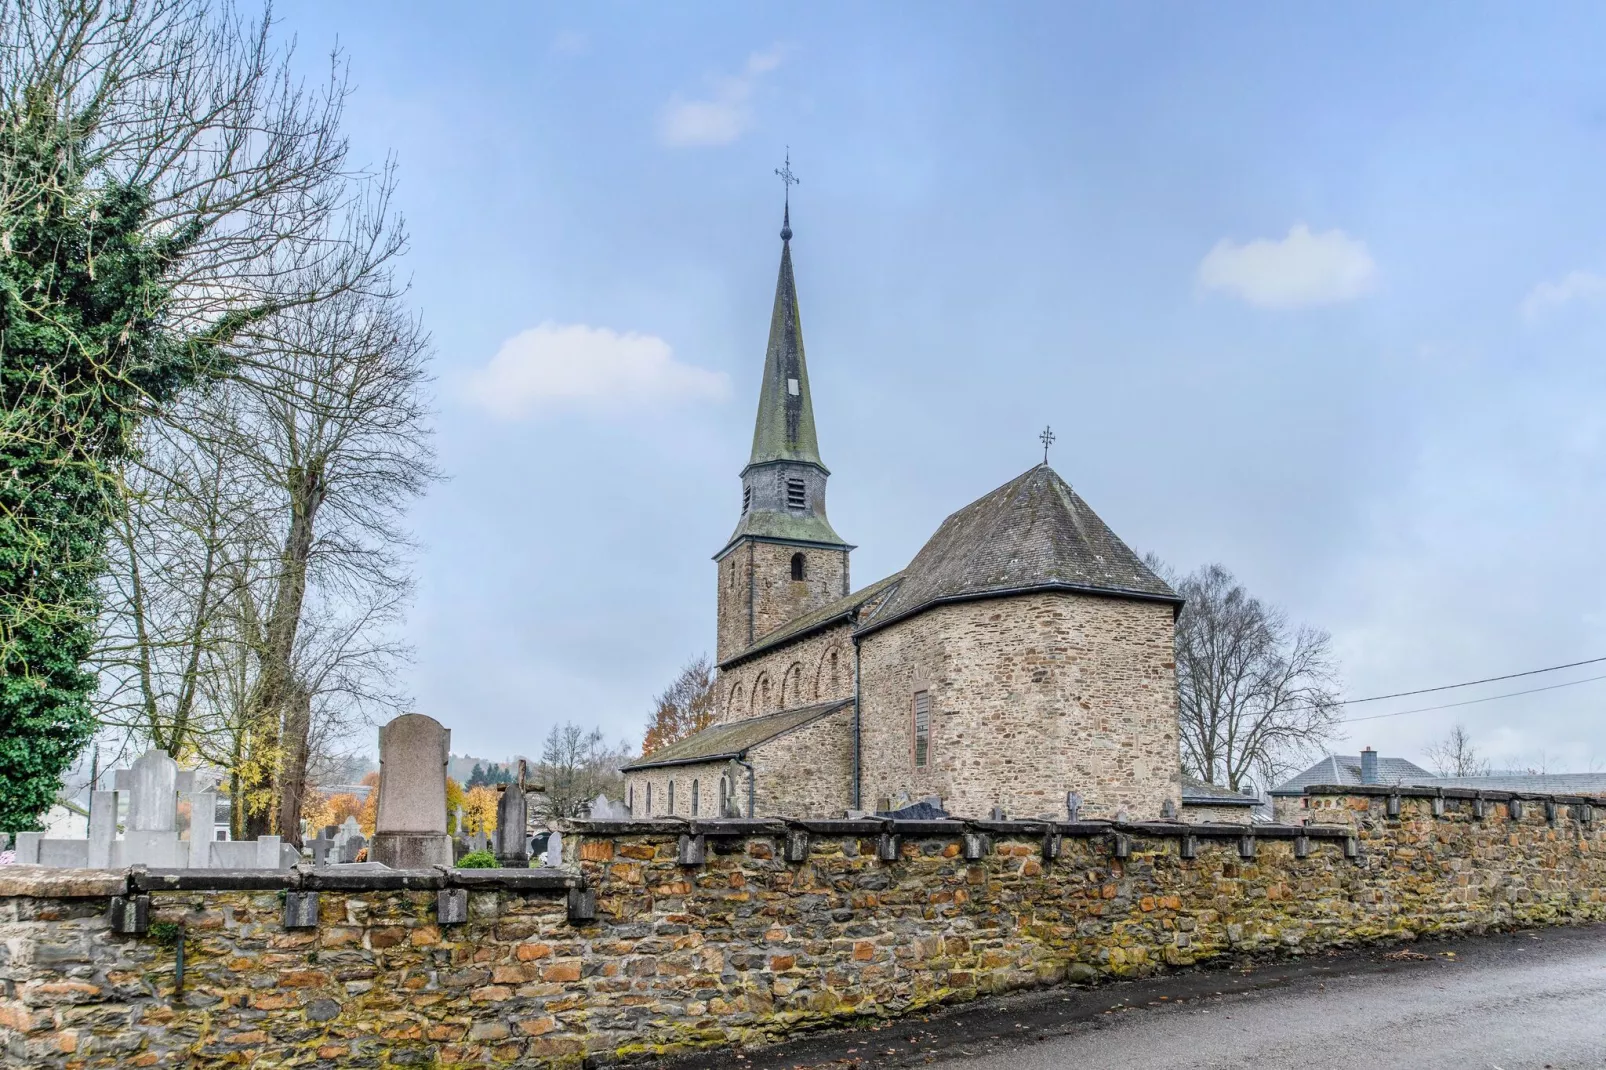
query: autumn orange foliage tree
642 655 715 756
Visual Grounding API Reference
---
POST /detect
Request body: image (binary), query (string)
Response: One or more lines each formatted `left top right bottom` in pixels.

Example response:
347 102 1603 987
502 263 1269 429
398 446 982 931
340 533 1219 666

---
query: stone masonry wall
716 541 849 665
623 762 728 820
716 620 854 725
3 787 1604 1069
748 706 854 816
858 591 1181 820
623 707 854 820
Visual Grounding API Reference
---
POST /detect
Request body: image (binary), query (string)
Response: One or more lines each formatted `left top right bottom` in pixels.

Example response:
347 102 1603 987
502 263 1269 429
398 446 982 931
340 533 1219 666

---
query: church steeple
714 191 853 664
747 213 823 471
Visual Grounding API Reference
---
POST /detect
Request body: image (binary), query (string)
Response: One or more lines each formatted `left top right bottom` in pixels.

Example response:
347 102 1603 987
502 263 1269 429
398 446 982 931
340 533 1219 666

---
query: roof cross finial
1039 425 1055 465
775 148 799 240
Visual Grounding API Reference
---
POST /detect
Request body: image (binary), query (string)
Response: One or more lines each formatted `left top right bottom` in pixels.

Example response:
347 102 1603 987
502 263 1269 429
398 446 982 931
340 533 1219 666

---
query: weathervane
1039 425 1055 465
775 148 799 239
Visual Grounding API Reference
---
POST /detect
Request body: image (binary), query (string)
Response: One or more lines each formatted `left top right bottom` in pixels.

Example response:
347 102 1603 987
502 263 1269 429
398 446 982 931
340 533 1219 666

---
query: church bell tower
714 197 852 664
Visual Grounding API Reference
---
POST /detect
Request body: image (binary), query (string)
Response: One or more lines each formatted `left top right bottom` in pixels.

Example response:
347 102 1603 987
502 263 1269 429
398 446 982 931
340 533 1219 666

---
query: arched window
691 779 700 816
790 552 806 581
719 775 731 817
668 780 675 815
646 782 653 814
829 649 839 690
627 784 635 813
728 682 745 720
756 674 771 712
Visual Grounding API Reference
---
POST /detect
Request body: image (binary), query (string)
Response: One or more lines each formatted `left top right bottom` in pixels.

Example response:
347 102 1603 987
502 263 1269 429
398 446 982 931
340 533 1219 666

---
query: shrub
456 850 498 869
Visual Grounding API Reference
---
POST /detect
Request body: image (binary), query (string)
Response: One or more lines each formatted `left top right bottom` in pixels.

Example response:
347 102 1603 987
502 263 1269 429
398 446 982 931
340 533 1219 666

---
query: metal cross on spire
775 148 799 239
1039 425 1055 465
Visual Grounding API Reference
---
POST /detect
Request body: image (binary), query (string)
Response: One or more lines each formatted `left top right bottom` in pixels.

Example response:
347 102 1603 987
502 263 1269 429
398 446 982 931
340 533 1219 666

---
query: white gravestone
371 713 452 869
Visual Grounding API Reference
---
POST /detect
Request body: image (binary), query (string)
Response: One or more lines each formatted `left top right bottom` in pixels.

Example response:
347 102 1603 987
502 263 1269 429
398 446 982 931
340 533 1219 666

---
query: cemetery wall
3 786 1605 1069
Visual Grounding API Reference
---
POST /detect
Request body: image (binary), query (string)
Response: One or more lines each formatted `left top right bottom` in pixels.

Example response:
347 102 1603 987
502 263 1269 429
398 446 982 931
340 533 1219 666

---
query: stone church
622 209 1183 822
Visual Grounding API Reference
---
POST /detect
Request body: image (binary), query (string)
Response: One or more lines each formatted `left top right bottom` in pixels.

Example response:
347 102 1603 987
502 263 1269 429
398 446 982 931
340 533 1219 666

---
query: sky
270 1 1606 776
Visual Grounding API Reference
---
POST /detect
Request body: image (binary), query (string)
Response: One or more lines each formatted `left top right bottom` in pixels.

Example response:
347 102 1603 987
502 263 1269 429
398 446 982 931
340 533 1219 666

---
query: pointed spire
748 212 822 469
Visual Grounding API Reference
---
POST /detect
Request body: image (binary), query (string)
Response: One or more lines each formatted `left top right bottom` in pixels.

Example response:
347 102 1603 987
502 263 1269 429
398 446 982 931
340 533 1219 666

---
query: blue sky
276 2 1606 774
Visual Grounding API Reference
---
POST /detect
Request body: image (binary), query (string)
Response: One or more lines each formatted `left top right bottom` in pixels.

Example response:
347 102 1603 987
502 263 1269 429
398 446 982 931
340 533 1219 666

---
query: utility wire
1338 672 1606 725
1330 655 1606 708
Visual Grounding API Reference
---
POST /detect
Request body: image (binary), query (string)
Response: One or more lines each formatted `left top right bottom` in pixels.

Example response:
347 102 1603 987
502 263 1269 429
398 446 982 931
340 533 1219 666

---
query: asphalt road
669 925 1606 1070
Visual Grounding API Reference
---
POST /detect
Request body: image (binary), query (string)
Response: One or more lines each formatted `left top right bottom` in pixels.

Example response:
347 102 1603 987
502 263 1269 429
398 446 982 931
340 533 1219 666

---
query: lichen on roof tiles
622 699 854 771
859 464 1179 634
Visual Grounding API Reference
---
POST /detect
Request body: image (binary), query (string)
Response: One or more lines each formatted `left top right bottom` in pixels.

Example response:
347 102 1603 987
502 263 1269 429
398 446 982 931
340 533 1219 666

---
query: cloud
659 49 784 148
464 323 730 418
550 31 589 56
1197 224 1377 309
1520 270 1606 320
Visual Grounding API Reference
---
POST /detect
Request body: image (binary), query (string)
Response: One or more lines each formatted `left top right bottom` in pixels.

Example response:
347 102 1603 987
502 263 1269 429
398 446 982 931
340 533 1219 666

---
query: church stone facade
623 210 1184 822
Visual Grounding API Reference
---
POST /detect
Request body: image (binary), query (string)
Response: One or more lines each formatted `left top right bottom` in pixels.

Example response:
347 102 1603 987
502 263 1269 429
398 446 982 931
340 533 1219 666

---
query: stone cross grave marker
372 713 452 868
309 832 334 865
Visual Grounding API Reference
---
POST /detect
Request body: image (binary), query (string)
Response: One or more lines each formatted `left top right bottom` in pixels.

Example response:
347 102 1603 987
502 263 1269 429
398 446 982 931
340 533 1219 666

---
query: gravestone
186 790 216 869
125 749 179 831
339 833 367 864
1065 791 1083 822
119 749 181 867
87 791 117 868
543 830 563 866
309 833 334 865
371 713 452 868
12 831 41 864
493 761 530 867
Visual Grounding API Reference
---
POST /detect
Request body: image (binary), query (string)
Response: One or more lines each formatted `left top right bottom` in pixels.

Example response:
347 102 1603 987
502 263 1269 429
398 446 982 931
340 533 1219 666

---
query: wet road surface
668 924 1606 1070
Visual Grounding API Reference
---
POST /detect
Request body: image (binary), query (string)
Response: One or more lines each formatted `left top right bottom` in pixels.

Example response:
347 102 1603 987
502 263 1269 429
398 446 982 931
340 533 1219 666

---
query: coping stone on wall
136 869 299 893
441 866 576 891
0 867 130 899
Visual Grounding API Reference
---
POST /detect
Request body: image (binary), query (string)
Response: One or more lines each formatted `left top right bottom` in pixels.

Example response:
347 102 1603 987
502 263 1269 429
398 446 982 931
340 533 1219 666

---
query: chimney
1360 747 1380 785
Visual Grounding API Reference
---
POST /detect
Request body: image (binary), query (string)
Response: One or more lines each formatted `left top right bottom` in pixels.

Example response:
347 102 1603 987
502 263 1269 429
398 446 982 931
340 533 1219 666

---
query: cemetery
2 713 562 877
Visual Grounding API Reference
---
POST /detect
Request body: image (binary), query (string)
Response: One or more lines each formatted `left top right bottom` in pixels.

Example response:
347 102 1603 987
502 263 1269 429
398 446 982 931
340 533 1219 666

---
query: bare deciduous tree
1151 557 1342 793
1424 724 1491 778
534 723 634 819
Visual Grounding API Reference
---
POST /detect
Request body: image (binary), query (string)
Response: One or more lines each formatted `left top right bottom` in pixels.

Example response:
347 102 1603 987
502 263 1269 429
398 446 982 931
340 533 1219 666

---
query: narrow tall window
829 649 839 690
912 690 931 768
668 780 675 815
790 552 806 581
628 784 635 813
719 775 731 816
786 478 806 509
646 783 653 814
742 486 751 513
691 780 700 816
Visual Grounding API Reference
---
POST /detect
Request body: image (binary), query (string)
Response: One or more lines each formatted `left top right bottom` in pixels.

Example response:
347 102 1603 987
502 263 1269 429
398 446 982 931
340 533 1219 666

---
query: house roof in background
1180 775 1257 806
1407 772 1606 794
1270 754 1436 796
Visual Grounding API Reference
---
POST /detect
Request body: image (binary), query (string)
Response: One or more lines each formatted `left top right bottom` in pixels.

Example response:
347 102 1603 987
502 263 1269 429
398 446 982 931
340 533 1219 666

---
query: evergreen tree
466 763 487 788
0 98 224 829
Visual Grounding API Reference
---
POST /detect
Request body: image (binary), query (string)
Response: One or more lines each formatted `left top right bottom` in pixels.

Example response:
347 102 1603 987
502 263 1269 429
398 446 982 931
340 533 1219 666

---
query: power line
1331 655 1606 708
1339 672 1606 725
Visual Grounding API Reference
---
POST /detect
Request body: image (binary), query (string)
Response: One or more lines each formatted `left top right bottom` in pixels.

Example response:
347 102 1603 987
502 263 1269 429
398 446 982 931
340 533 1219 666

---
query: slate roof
720 572 903 669
748 218 821 469
722 501 850 549
858 465 1179 635
1180 775 1257 807
1406 772 1606 794
621 699 854 772
1269 754 1435 796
